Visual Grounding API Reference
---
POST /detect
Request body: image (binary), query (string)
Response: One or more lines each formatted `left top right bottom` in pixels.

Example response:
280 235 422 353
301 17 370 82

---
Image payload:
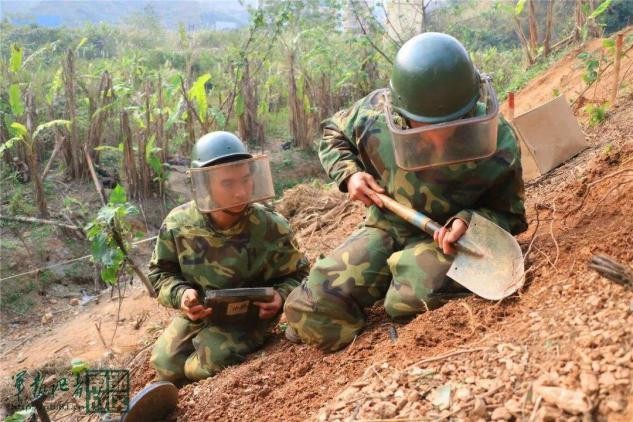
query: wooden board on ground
512 95 588 181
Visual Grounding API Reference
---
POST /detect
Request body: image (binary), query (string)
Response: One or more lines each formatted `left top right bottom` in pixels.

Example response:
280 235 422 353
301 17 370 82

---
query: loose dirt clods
2 29 632 422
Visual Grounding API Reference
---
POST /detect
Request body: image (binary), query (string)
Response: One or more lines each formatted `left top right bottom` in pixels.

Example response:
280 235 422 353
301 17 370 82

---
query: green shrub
584 103 609 126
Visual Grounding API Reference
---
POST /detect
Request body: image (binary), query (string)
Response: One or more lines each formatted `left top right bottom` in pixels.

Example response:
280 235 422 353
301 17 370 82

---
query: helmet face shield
189 155 275 212
387 79 499 171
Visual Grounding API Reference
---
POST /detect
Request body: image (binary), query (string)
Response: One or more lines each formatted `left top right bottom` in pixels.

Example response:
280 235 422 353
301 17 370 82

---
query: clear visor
189 155 275 212
386 79 499 171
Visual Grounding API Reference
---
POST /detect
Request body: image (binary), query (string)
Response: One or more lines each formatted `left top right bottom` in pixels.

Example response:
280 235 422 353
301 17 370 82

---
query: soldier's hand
346 172 385 207
434 218 468 255
254 290 282 319
180 289 212 321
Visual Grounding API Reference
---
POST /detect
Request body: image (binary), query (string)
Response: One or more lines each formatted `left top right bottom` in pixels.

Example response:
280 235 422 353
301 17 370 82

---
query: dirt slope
173 105 633 421
171 31 633 421
2 30 631 421
499 27 633 120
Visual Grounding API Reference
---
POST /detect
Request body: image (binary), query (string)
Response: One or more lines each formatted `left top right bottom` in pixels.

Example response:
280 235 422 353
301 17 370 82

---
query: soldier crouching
148 131 309 383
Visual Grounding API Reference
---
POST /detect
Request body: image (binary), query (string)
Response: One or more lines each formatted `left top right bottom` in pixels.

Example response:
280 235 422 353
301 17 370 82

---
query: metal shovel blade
447 212 525 300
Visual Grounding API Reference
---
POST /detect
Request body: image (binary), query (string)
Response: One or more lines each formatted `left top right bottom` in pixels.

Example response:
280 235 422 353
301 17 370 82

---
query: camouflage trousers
150 316 271 382
284 226 466 352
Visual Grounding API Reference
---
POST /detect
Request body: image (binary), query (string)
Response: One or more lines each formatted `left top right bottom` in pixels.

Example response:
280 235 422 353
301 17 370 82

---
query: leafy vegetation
85 185 139 285
584 103 610 126
0 0 627 300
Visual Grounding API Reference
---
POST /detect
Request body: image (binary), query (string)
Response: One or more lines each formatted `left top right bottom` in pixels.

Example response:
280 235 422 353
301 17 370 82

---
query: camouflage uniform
284 89 527 352
149 201 309 382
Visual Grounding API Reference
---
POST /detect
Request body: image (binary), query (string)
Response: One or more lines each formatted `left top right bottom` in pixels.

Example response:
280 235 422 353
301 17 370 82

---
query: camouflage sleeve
148 223 195 309
271 236 309 301
319 98 366 192
262 213 310 301
450 119 528 235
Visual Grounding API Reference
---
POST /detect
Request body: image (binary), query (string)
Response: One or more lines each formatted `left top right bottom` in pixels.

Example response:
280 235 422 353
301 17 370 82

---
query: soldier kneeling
149 131 309 383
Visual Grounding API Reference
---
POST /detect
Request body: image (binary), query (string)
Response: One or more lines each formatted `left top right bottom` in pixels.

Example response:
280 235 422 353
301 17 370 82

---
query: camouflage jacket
149 201 309 310
319 89 528 237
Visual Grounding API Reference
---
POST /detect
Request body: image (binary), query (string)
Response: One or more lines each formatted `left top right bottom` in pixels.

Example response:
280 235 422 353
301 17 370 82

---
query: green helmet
389 32 480 124
190 131 251 168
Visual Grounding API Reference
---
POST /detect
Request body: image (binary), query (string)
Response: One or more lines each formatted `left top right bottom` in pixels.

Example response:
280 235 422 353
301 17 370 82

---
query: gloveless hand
433 218 468 255
346 172 385 207
180 289 213 321
254 290 282 319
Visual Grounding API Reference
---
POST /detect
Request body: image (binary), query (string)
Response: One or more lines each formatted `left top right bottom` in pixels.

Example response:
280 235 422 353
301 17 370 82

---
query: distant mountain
0 0 254 30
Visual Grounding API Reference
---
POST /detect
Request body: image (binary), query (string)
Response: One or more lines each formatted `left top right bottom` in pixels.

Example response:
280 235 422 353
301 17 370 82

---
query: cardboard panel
512 95 588 178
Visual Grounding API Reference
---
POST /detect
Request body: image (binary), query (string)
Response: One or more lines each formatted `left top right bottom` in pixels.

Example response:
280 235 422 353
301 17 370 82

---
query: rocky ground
1 30 632 422
172 114 633 421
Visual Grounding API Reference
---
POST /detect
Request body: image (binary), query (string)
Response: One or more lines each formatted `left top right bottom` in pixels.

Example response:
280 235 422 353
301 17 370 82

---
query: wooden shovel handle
376 193 442 236
376 193 483 257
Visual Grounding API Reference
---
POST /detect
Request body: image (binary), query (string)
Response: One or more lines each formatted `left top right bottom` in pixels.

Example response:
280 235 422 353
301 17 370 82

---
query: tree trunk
528 0 539 52
421 0 429 33
63 49 82 179
574 0 585 41
121 111 139 199
87 70 114 164
139 82 152 199
25 89 48 217
543 0 556 56
586 0 602 38
237 59 265 150
157 73 166 163
317 72 332 123
288 50 309 149
514 16 535 65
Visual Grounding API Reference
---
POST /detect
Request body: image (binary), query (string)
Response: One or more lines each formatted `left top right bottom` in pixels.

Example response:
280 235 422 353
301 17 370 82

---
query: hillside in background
0 0 253 29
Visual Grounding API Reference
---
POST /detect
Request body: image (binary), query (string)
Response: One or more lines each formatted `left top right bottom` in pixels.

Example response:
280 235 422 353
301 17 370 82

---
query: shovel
376 193 525 300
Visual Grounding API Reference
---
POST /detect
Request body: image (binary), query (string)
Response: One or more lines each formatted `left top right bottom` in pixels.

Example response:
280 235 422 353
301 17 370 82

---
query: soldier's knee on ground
284 280 364 352
150 344 188 383
183 323 263 381
383 283 431 319
183 345 246 381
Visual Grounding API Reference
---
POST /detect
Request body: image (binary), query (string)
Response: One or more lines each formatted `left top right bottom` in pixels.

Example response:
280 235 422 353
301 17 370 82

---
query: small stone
406 391 419 403
512 364 525 376
490 406 512 420
41 313 53 324
533 385 590 414
43 375 56 387
536 405 561 421
598 371 616 388
605 400 623 412
470 398 487 418
587 295 602 307
374 401 397 419
455 387 472 401
614 368 630 379
505 398 521 414
615 351 631 365
70 298 80 306
579 372 599 393
577 335 595 347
